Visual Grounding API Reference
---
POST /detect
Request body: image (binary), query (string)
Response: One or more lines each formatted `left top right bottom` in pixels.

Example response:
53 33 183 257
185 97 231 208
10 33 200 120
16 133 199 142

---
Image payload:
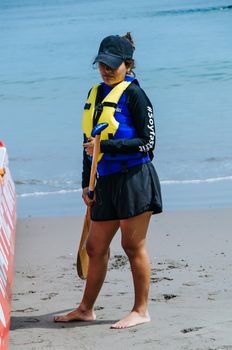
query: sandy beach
9 208 232 350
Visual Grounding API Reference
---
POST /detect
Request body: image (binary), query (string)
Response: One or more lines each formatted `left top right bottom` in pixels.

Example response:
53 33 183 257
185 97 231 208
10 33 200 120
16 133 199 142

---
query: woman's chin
103 78 123 86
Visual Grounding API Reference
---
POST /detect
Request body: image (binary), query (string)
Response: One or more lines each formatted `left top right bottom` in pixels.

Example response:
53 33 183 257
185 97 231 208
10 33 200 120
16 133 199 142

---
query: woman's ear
126 63 132 73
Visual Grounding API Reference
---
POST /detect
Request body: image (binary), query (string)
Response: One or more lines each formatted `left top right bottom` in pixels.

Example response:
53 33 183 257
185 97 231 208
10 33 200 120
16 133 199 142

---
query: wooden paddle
77 122 108 279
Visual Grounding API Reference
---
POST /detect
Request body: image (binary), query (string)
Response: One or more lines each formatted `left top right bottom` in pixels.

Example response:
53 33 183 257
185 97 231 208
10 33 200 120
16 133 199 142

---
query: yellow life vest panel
82 80 131 161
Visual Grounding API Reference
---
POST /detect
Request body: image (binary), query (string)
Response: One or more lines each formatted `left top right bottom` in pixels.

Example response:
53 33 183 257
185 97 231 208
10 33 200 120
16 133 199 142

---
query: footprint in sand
163 294 178 301
182 281 197 286
109 255 128 270
13 307 39 313
150 276 173 283
95 306 104 310
181 326 204 333
151 294 179 302
41 292 59 301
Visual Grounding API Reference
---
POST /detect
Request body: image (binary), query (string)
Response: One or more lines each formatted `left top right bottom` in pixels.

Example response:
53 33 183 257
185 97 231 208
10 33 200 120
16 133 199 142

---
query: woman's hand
83 137 95 156
82 187 95 207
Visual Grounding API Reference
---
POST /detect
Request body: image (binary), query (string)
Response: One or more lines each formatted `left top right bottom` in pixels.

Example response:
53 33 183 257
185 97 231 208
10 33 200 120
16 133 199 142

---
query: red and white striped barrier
0 141 16 350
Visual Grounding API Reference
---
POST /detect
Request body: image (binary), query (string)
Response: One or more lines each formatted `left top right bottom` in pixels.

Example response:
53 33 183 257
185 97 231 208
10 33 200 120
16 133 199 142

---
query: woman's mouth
103 74 113 80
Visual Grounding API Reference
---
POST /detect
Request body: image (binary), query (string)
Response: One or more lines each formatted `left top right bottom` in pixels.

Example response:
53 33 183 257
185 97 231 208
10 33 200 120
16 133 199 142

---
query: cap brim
93 53 124 69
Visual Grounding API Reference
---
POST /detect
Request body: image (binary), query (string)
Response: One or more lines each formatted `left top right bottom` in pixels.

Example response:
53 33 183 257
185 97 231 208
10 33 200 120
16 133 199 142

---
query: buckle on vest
84 103 91 110
94 103 103 113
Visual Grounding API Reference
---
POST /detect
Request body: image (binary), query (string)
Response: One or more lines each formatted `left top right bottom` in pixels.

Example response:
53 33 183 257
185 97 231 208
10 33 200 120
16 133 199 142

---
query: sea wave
161 176 232 185
0 75 78 86
17 188 82 198
16 175 232 198
153 5 232 17
15 179 79 186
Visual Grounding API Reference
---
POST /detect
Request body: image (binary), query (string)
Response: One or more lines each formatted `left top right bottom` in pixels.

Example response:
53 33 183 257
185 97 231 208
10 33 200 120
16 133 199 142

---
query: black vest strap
102 102 117 109
93 85 104 127
92 86 118 127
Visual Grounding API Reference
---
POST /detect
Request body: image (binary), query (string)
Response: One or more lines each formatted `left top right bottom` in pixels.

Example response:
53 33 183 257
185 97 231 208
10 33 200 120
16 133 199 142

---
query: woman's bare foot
54 307 96 323
111 311 150 329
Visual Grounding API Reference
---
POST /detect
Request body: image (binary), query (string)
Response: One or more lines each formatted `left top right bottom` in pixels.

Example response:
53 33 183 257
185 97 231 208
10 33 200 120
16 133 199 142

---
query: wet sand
10 208 232 349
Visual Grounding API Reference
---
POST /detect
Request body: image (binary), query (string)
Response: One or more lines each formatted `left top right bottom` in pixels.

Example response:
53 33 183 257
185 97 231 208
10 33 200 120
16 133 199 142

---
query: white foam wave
161 176 232 185
16 176 232 198
17 188 82 198
15 179 79 186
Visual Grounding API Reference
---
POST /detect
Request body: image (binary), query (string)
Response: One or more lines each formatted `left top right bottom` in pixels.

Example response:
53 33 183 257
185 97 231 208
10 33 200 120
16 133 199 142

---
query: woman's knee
86 238 108 259
121 240 143 258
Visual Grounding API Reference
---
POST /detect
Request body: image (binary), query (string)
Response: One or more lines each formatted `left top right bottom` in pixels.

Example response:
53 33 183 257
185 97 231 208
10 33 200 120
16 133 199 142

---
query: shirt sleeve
100 82 156 154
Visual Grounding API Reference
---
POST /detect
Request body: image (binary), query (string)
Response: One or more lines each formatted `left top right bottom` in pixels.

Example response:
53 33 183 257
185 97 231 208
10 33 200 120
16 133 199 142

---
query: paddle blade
77 208 90 279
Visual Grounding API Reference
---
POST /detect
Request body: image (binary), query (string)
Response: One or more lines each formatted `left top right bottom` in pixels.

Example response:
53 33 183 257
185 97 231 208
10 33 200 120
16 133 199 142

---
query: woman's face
98 62 129 86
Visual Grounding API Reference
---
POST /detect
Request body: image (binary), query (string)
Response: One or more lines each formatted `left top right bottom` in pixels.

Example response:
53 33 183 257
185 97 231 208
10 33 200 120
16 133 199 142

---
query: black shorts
90 162 162 221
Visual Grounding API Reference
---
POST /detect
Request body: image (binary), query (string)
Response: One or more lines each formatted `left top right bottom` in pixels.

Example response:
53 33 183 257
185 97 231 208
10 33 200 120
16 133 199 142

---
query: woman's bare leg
111 211 152 329
54 219 119 322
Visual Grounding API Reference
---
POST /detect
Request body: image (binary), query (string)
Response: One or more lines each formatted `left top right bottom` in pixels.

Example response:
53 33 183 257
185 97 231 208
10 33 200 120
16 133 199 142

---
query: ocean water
0 0 232 217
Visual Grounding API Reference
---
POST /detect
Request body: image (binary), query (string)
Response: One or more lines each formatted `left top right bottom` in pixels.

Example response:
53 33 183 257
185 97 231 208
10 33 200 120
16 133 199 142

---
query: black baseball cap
93 35 134 69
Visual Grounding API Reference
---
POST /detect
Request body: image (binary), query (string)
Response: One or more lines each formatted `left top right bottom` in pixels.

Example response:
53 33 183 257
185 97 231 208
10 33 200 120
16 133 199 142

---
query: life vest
82 80 132 160
82 76 150 176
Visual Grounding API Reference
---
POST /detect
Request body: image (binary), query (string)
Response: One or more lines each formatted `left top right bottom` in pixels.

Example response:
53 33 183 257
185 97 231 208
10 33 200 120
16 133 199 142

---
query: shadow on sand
10 309 118 330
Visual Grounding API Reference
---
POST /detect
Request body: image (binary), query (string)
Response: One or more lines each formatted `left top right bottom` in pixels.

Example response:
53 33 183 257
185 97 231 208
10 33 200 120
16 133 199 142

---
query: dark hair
121 32 136 76
122 32 135 49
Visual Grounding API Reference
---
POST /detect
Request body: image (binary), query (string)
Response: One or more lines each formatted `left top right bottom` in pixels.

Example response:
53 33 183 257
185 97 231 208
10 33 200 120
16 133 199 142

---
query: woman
54 33 162 329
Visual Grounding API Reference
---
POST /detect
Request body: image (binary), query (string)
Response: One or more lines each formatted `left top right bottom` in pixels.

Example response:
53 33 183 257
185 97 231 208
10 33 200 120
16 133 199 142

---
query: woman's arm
82 143 91 189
